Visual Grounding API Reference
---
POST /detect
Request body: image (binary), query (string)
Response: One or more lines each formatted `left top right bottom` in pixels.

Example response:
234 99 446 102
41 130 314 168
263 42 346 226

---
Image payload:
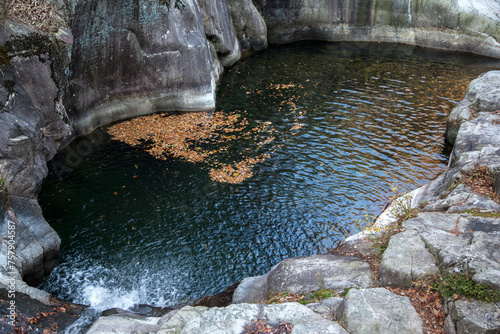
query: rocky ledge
81 72 500 334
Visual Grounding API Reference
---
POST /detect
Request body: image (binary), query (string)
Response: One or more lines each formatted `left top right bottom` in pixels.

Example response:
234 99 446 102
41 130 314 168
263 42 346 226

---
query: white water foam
82 285 141 311
41 255 182 311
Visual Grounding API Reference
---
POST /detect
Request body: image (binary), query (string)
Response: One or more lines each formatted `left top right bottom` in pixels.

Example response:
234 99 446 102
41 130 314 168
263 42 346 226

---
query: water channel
39 42 499 310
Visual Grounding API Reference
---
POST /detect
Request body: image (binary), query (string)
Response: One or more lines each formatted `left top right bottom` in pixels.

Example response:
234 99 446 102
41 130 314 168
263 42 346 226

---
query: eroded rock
446 71 500 145
0 21 70 286
232 275 267 304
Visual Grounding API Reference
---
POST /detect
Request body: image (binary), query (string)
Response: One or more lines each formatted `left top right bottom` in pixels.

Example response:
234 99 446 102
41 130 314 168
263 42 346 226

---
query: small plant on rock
299 289 336 305
432 271 500 303
389 186 419 225
0 176 10 208
266 289 337 305
369 187 419 258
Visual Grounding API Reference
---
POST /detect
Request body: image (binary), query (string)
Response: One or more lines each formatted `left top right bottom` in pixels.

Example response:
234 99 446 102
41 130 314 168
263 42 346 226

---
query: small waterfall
407 0 413 25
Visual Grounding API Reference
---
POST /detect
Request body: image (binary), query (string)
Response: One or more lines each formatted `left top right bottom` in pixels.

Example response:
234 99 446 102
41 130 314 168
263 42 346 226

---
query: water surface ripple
39 42 499 309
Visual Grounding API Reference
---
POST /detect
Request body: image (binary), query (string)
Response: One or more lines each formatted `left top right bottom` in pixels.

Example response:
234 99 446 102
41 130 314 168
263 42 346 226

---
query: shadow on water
38 41 500 309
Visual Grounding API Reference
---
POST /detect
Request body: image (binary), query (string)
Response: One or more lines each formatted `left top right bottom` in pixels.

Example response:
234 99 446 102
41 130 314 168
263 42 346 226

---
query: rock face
445 71 500 145
66 0 267 136
415 72 500 215
0 0 266 289
0 21 71 287
259 0 500 58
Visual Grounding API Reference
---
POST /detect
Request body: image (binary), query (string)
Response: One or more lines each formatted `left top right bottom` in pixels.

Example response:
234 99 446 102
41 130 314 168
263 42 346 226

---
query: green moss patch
432 272 500 303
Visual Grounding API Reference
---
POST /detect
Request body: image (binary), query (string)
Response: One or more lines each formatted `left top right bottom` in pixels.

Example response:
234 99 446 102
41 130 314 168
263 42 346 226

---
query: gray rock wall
0 22 71 286
258 0 500 57
66 0 233 136
65 0 267 136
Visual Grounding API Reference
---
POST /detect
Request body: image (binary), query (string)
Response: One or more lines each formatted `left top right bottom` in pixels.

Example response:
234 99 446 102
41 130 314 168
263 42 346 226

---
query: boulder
233 255 373 304
157 303 347 334
469 232 500 289
306 297 343 320
232 274 267 304
380 230 438 288
266 255 374 296
435 227 500 289
402 212 466 234
446 71 500 145
449 299 500 334
444 315 457 334
86 313 162 334
338 288 423 334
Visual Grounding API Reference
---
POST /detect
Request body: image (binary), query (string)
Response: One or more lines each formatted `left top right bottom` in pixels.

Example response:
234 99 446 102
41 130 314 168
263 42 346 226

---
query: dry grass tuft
463 164 499 203
4 0 66 34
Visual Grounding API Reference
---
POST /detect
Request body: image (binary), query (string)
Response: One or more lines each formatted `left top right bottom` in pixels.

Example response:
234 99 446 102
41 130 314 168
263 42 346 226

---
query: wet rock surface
0 288 87 333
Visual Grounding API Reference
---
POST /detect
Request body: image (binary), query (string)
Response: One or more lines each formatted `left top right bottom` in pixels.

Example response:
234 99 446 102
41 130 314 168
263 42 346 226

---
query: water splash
82 286 141 311
41 255 179 310
408 0 412 25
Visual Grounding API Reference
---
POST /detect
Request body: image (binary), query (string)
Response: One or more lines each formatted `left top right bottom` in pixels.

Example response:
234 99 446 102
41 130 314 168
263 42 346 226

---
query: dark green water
39 42 499 310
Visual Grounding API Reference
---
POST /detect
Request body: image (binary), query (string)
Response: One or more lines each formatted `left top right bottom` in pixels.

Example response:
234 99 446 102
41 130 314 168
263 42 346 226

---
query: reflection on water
39 42 499 309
